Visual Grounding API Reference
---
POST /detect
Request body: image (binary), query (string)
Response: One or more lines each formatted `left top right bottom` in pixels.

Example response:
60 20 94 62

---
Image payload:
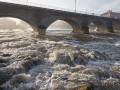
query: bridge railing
0 0 101 16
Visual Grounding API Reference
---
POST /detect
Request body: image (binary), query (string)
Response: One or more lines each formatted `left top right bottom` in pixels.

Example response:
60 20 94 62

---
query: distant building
101 10 120 19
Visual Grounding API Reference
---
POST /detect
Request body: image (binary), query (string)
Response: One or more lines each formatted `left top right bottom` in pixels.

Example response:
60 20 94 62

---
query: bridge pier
32 25 46 36
107 26 114 33
71 26 83 35
107 21 114 33
72 26 89 35
81 26 89 34
37 29 46 36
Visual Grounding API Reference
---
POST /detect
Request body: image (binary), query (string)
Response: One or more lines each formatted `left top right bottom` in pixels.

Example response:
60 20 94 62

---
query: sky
18 0 120 14
0 0 120 14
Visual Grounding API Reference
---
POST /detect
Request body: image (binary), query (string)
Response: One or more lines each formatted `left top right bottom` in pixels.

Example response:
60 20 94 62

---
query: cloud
99 0 120 13
30 0 120 14
1 0 120 14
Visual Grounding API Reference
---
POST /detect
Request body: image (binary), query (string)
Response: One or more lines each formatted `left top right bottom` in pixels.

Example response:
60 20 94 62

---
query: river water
0 29 120 90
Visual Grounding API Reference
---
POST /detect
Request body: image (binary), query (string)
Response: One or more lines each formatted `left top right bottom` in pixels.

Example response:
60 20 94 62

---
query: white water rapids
0 29 120 90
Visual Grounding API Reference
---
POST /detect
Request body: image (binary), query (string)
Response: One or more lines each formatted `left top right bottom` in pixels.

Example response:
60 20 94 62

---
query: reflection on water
0 29 120 90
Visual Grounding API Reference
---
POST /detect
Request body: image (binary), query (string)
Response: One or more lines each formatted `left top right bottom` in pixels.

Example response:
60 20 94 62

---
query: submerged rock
2 54 12 57
0 87 3 90
10 74 30 86
75 83 95 90
0 71 8 85
49 52 75 66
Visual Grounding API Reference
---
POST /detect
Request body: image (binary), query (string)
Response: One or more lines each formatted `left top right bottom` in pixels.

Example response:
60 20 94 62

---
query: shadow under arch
90 20 108 33
46 19 83 35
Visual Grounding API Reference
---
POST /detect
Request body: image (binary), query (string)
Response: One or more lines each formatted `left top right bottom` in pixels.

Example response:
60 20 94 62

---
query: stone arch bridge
0 1 120 36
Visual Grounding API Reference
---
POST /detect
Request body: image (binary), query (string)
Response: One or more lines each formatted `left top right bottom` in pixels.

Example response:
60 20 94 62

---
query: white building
101 10 120 19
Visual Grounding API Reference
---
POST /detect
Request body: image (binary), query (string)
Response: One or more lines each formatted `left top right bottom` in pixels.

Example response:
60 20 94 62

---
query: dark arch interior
46 20 73 35
0 17 33 31
89 21 107 33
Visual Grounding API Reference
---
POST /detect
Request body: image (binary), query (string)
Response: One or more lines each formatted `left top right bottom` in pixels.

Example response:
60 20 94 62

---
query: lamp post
75 0 76 13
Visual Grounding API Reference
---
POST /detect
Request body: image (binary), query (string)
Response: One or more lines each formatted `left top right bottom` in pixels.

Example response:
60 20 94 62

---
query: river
0 29 120 90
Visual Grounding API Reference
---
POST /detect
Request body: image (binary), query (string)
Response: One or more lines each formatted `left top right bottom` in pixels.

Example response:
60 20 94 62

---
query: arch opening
0 17 40 38
46 20 73 35
0 17 33 31
89 21 107 33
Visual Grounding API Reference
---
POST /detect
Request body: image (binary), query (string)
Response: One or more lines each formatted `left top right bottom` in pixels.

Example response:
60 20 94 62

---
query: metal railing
0 0 101 16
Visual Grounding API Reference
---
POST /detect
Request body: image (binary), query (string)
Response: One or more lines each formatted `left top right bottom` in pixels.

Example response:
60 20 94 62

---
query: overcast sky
1 0 120 14
19 0 120 14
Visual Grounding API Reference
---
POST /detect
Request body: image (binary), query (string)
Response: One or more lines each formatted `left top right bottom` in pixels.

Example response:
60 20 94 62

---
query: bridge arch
46 20 72 34
89 20 108 33
46 19 85 35
0 15 40 34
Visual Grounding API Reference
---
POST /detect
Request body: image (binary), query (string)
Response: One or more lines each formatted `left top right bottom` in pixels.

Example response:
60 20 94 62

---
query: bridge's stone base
82 26 89 34
37 29 46 36
107 26 114 33
31 25 46 36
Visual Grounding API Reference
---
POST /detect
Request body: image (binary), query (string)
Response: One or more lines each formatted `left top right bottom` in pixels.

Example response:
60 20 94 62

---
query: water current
0 29 120 90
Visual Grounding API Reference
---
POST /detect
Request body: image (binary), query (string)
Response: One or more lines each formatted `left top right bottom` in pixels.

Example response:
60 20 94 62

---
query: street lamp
75 0 76 13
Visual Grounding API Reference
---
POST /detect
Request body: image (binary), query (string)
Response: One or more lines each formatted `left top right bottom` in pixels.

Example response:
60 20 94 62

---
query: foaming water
0 29 120 90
